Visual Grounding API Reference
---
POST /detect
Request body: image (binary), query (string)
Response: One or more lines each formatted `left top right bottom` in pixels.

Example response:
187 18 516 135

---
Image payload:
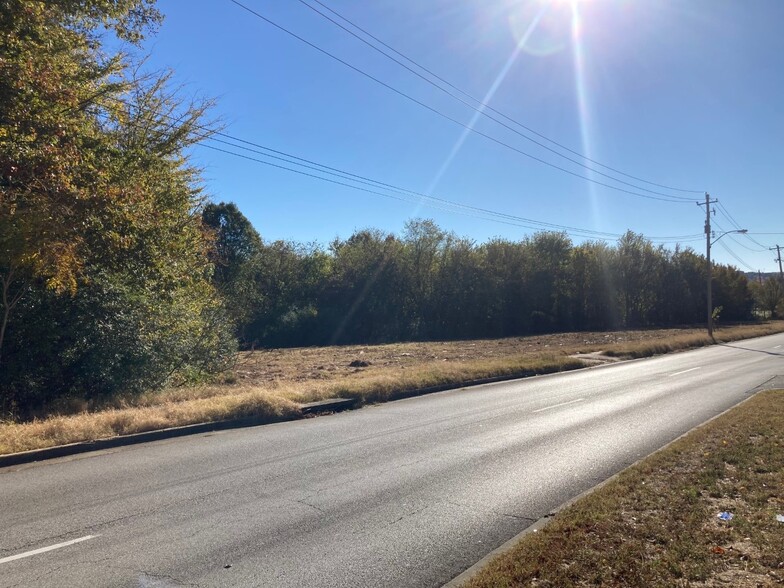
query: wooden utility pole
771 245 783 278
699 193 718 338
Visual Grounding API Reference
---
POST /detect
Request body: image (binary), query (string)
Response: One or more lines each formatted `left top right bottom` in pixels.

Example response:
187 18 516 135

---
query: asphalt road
2 334 783 588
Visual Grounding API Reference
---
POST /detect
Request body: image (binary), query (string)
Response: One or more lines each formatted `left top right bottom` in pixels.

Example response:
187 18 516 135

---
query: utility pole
771 245 783 278
699 193 718 338
699 194 747 337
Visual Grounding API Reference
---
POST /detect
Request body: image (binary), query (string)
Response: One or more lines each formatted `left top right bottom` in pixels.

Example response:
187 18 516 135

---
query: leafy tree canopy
1 0 234 416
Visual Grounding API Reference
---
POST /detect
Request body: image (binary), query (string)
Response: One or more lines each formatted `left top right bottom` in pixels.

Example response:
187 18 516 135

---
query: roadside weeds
460 390 784 588
1 322 783 456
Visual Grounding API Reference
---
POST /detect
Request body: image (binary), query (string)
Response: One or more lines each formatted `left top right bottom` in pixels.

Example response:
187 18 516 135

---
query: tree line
1 1 779 419
206 204 759 349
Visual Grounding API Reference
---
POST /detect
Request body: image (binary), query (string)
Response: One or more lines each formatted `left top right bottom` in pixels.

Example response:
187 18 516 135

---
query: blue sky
139 0 783 272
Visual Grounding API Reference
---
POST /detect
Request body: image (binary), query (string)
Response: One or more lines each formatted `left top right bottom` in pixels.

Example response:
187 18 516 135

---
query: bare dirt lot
232 326 713 386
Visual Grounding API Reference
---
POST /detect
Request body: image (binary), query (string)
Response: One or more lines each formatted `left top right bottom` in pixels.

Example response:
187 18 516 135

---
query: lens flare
416 2 548 211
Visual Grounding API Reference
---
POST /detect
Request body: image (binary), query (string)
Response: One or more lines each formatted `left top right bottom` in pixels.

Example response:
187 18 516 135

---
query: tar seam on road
0 535 98 565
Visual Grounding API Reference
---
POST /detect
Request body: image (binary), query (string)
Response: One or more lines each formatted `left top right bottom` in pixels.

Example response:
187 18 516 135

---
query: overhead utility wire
716 201 769 250
205 136 615 238
716 201 743 229
227 0 695 204
296 0 703 196
712 219 764 256
715 239 755 272
199 143 616 239
714 210 767 252
99 94 701 241
209 133 696 240
87 94 703 242
199 137 703 244
712 218 756 270
202 138 617 238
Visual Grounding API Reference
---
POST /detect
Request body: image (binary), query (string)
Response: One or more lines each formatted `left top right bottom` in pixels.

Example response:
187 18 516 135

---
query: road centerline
532 398 585 414
0 535 98 565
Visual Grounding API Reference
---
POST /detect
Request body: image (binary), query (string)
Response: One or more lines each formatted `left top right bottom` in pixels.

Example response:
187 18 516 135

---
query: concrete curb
441 378 782 587
0 397 358 468
0 368 571 469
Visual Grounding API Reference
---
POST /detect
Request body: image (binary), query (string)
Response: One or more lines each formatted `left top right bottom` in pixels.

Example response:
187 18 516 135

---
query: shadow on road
718 343 784 358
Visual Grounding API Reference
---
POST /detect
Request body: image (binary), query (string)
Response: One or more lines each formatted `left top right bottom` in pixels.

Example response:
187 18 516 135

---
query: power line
103 94 704 244
200 142 614 239
200 140 617 238
712 216 767 253
716 201 743 229
296 0 704 195
209 133 704 241
715 201 769 250
204 132 706 242
715 239 755 272
102 95 703 242
198 138 703 244
226 0 696 204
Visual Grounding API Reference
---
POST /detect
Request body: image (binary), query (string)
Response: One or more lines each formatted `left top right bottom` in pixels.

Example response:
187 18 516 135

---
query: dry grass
0 391 299 455
2 321 783 455
0 353 580 454
463 390 784 588
604 322 784 359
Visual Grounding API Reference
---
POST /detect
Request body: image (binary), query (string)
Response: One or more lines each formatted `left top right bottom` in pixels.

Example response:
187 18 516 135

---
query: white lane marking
532 398 585 414
0 535 98 565
669 367 702 378
774 345 782 349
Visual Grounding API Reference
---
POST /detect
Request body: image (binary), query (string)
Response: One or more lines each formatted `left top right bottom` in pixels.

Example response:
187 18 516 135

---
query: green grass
462 390 784 588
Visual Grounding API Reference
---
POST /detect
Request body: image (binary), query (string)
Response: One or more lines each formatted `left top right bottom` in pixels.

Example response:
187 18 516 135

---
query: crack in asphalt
387 505 429 527
294 498 327 515
138 570 201 587
443 500 537 524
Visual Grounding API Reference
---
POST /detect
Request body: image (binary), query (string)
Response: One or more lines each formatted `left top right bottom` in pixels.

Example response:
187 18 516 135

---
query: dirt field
232 326 713 386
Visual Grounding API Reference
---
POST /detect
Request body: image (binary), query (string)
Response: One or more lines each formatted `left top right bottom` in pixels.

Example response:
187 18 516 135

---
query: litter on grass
776 514 784 523
717 512 734 521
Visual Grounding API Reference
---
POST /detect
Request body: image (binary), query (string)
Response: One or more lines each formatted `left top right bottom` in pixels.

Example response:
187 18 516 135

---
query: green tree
523 232 573 332
322 229 405 344
0 1 162 359
202 201 264 343
752 277 784 319
570 241 619 330
615 231 664 327
0 0 234 415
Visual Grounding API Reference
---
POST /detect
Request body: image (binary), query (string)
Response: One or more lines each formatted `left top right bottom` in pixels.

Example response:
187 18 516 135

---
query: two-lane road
2 334 783 587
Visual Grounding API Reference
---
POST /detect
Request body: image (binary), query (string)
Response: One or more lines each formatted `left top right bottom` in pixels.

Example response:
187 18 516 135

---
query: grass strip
462 390 784 588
